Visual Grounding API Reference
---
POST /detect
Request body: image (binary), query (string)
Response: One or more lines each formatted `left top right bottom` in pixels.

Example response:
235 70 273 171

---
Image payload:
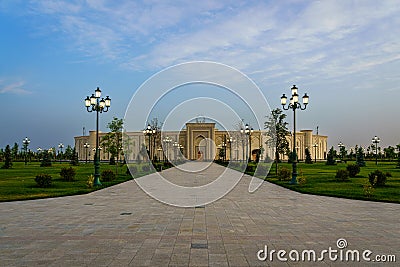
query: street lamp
58 143 64 164
313 143 318 163
143 124 156 161
162 136 172 162
22 137 30 165
372 136 380 165
228 137 233 161
338 142 344 162
241 123 253 162
37 147 42 161
281 85 309 184
84 87 111 186
83 142 90 163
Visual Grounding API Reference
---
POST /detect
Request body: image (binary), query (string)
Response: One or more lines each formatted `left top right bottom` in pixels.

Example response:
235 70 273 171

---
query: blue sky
0 0 399 152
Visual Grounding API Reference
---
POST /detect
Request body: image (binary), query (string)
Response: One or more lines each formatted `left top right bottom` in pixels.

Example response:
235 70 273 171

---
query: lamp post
163 136 172 162
84 87 111 186
37 147 42 162
372 136 380 165
58 143 64 164
143 124 156 161
313 143 318 163
281 85 309 184
22 137 30 165
228 137 233 161
241 123 253 162
173 142 179 161
83 142 90 163
338 142 344 162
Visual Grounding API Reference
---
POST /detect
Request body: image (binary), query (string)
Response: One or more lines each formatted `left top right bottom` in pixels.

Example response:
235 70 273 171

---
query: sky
0 0 399 152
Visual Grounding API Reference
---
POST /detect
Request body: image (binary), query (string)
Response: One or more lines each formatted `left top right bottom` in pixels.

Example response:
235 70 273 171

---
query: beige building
74 122 327 162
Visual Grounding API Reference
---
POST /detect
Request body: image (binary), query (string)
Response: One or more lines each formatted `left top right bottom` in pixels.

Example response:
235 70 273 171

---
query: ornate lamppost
37 147 42 162
338 142 344 162
241 123 253 162
84 87 111 186
372 136 380 165
163 136 172 162
143 124 156 161
58 143 64 164
228 137 233 161
83 142 90 163
313 143 318 163
281 85 309 184
22 137 30 165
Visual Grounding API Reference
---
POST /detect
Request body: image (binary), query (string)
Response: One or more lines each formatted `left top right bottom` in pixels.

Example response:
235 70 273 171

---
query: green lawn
0 161 142 202
259 161 400 203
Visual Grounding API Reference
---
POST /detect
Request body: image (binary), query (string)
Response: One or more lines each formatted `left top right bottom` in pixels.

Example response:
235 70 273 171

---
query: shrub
335 169 349 181
385 172 392 178
278 167 291 181
86 175 94 188
346 164 360 177
35 174 52 188
60 167 76 181
363 183 374 198
245 164 256 174
142 164 150 172
368 170 387 187
297 175 306 185
101 169 116 182
1 145 12 169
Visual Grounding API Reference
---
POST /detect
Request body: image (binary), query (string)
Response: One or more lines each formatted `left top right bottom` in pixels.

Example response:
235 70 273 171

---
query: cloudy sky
0 0 399 151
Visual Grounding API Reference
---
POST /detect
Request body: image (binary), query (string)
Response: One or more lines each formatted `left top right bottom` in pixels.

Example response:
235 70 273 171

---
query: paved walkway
0 163 399 266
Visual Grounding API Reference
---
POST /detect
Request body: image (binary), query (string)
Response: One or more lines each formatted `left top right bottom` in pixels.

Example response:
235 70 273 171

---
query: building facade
74 122 328 162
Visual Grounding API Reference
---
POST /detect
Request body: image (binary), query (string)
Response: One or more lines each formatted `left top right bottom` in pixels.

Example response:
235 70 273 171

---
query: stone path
0 162 399 266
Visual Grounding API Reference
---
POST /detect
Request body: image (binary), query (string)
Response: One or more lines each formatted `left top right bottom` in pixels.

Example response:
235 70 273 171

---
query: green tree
101 117 124 165
40 150 52 167
2 145 13 169
264 108 290 175
64 145 73 160
305 147 313 164
70 147 79 166
326 147 336 165
383 146 396 161
356 146 366 167
11 143 18 160
396 144 400 168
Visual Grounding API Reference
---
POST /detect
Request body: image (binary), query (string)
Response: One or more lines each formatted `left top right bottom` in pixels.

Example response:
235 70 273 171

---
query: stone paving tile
0 162 399 266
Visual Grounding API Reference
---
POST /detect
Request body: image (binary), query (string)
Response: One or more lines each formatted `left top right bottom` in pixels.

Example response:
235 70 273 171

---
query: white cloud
0 80 31 95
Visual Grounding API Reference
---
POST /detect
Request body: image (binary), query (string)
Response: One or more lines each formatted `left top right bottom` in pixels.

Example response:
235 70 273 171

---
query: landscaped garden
227 160 400 203
0 161 159 202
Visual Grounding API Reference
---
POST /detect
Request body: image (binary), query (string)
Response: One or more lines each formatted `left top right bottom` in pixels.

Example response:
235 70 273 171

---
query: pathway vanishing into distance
0 162 399 266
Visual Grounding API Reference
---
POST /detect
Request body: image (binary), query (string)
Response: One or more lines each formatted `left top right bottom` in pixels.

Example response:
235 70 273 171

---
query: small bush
142 164 150 172
368 170 387 187
363 183 374 198
245 164 256 174
35 174 52 188
278 167 291 181
335 169 349 181
385 172 392 178
101 169 116 182
60 167 76 181
346 164 360 177
297 175 306 185
86 175 94 188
